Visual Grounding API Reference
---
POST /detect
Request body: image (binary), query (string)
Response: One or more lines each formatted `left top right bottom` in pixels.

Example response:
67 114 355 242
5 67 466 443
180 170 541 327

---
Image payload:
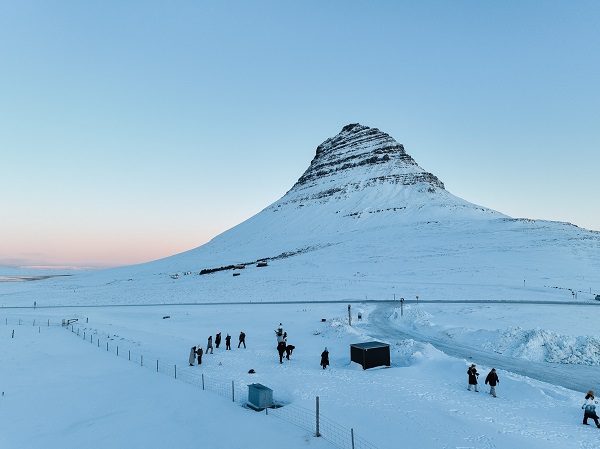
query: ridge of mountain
267 124 502 221
8 124 598 306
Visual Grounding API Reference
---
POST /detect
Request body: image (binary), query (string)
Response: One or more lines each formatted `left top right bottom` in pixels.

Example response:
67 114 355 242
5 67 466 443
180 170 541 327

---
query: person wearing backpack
582 390 600 427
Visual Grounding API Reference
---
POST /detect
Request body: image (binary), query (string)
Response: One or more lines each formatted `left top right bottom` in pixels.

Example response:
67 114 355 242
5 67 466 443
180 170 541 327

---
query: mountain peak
282 124 445 207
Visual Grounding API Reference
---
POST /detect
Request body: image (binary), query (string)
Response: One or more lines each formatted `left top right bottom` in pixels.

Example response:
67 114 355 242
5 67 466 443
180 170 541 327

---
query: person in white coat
582 390 600 427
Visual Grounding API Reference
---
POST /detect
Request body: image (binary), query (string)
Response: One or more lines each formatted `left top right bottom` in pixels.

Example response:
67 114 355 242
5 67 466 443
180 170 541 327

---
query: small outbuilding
350 341 390 370
247 383 273 410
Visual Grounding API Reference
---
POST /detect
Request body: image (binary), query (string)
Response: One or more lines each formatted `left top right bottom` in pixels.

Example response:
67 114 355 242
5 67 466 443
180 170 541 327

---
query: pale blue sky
1 1 598 269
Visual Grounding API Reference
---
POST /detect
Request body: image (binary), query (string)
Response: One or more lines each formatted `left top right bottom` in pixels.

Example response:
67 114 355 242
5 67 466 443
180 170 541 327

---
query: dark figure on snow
275 324 284 343
207 336 214 354
467 364 479 392
189 346 197 366
285 344 295 360
225 334 231 350
582 390 600 427
215 332 221 348
320 348 329 369
277 341 287 364
485 368 499 397
238 331 246 348
196 346 203 365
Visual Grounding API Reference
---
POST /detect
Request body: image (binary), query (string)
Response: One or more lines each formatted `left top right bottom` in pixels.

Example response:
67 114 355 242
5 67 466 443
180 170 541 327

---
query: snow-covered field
2 298 599 449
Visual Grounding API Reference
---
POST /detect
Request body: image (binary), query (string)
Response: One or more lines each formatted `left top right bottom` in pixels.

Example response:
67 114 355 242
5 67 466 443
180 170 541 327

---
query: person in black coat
215 332 222 348
196 346 203 365
238 331 246 348
225 334 231 350
285 344 295 360
467 364 479 392
485 368 499 397
320 348 329 369
277 341 287 364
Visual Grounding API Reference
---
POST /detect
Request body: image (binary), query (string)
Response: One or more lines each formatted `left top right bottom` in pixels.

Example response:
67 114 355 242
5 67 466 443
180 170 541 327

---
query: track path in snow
368 302 597 393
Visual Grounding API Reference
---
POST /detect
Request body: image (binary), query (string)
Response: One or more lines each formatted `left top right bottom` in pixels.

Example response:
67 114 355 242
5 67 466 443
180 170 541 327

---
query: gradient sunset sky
1 1 598 270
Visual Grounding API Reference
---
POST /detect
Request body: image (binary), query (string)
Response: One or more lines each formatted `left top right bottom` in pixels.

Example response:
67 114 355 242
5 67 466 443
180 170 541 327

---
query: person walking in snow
320 347 330 369
485 368 499 397
467 364 479 392
582 390 600 427
277 340 287 364
207 336 214 354
196 346 203 365
189 346 197 366
285 344 295 360
215 332 222 349
225 334 231 350
238 331 246 348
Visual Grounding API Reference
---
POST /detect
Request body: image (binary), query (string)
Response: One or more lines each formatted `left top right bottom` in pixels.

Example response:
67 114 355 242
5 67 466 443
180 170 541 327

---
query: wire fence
3 316 378 449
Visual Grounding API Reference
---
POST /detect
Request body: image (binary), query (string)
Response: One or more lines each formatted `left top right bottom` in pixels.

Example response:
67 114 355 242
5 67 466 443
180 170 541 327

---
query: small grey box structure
247 383 273 410
350 341 390 370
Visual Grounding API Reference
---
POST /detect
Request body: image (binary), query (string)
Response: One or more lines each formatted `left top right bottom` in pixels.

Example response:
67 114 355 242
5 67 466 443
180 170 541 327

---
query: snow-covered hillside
2 123 598 307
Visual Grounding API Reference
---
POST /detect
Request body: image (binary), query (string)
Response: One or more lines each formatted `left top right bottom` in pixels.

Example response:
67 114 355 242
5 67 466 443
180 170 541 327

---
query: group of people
468 363 599 429
467 364 499 397
189 323 332 371
275 323 295 364
188 331 246 366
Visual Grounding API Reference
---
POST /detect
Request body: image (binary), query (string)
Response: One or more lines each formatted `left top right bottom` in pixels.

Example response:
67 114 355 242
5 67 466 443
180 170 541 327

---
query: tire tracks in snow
369 303 595 393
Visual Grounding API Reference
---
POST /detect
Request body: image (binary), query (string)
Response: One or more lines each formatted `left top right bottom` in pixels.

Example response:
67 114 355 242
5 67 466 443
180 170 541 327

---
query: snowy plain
2 291 600 449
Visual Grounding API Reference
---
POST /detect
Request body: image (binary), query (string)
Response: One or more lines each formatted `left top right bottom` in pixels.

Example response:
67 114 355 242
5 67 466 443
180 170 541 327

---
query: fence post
90 335 92 343
98 339 99 347
47 319 49 326
157 360 159 372
202 374 205 390
19 319 21 325
141 355 143 367
174 365 177 379
129 350 131 361
39 327 40 333
232 381 235 402
33 319 35 326
84 332 86 340
351 428 355 449
106 342 109 352
316 396 320 437
12 330 14 338
117 346 119 356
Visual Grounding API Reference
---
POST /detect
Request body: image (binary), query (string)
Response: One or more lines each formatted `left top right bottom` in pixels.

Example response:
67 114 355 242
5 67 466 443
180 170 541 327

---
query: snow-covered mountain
4 124 599 305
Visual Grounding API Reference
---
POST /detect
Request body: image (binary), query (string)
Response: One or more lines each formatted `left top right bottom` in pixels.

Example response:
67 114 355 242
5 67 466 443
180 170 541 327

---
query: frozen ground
2 301 600 449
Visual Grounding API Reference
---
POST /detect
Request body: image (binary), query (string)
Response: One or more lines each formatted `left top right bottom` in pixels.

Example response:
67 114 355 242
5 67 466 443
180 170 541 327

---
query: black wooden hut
350 341 390 370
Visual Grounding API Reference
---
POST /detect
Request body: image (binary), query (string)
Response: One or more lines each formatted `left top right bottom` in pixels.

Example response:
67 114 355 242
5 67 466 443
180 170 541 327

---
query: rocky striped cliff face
277 123 446 207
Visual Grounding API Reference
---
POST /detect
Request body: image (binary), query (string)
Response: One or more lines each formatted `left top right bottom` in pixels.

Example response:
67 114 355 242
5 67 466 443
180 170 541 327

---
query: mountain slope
4 124 599 306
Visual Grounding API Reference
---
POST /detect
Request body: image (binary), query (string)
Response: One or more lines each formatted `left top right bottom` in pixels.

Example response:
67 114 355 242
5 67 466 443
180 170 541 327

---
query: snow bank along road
370 302 598 393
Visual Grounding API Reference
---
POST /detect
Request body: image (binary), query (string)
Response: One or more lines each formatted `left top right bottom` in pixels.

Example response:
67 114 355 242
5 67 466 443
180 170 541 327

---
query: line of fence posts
60 322 373 449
